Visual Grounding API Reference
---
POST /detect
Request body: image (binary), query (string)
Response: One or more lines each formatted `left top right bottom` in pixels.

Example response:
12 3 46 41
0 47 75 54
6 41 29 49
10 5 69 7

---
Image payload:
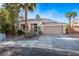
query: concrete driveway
0 34 79 56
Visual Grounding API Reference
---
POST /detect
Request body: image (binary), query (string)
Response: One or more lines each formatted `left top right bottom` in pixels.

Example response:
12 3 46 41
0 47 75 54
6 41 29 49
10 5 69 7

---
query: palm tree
35 14 42 34
65 12 77 28
65 12 72 28
72 12 77 26
21 3 36 36
72 12 77 19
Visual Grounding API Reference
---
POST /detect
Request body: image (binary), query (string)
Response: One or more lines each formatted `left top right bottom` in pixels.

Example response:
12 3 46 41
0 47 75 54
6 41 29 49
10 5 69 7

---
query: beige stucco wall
71 20 79 27
71 20 79 32
42 23 65 26
28 20 42 32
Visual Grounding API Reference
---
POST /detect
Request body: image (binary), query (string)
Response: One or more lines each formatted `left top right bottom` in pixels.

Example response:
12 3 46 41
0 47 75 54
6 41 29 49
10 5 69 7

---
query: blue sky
1 3 79 23
25 3 79 23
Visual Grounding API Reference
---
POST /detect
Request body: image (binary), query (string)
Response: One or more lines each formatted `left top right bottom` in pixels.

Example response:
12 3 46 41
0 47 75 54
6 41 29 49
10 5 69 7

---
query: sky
26 3 79 23
1 3 79 23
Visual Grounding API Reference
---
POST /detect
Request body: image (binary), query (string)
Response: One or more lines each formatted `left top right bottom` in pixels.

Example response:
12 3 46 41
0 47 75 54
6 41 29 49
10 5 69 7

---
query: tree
0 8 10 34
3 3 21 35
21 3 36 36
36 14 40 20
35 14 42 34
72 12 77 26
2 3 36 36
72 12 77 19
65 11 77 28
65 12 72 27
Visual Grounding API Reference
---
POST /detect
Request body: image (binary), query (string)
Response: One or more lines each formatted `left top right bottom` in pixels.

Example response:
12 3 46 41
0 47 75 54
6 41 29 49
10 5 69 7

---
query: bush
39 31 43 35
18 30 24 35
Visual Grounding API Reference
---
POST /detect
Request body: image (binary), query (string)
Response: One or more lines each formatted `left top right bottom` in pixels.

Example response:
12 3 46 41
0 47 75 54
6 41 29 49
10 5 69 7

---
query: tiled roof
19 18 52 21
18 18 66 24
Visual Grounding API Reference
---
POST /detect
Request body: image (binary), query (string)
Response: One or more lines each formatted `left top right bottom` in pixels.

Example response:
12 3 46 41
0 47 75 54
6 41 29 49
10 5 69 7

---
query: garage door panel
43 26 63 34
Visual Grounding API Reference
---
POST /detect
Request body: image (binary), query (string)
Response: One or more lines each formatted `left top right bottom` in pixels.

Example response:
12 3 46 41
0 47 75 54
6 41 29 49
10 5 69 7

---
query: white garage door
43 26 63 34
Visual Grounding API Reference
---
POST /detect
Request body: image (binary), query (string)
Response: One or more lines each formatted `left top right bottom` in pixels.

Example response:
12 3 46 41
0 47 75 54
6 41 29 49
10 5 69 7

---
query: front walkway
0 34 79 56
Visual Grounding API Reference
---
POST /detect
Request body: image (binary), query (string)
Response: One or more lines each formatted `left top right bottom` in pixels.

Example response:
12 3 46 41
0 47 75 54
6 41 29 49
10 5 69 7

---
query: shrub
18 30 24 35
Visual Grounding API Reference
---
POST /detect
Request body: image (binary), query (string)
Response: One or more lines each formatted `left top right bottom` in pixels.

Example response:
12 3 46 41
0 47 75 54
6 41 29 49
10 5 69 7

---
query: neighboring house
71 19 79 32
18 18 66 34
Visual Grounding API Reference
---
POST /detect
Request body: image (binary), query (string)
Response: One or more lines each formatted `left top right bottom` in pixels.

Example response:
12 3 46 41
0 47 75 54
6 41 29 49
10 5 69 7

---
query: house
18 18 66 34
71 19 79 32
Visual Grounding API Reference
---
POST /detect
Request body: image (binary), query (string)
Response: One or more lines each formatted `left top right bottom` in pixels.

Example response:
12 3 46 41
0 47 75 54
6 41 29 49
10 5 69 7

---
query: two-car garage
43 26 63 34
42 22 65 34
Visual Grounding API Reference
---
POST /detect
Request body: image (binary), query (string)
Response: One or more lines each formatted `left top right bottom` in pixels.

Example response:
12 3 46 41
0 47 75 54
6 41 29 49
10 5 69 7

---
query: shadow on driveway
0 47 79 56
